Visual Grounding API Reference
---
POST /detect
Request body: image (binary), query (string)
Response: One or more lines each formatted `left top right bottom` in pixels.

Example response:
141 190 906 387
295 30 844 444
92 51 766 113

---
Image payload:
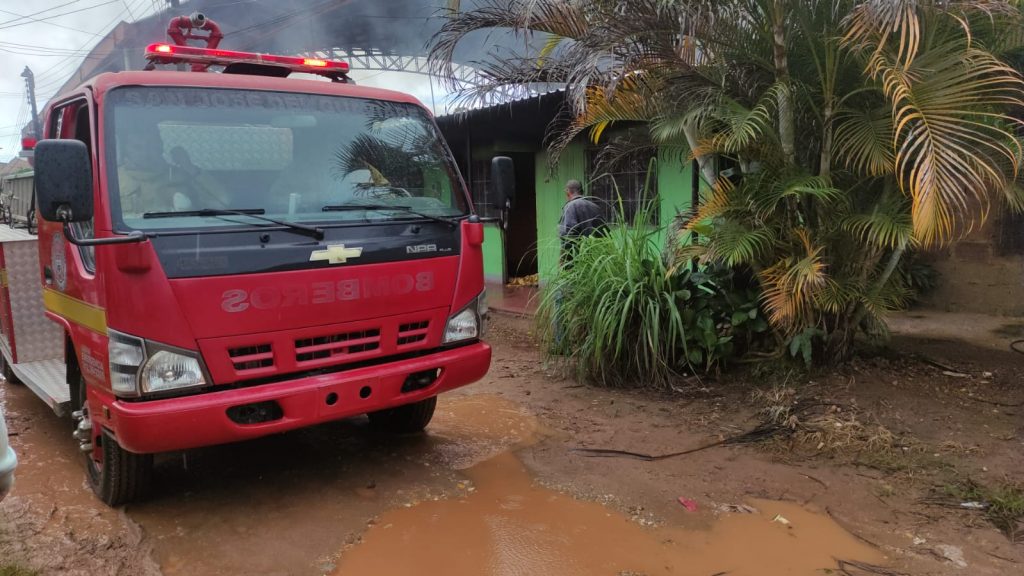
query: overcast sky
0 0 453 163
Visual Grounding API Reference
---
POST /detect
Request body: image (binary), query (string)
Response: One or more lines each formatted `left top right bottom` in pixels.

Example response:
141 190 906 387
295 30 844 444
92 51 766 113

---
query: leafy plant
431 0 1024 364
897 252 941 306
788 327 825 367
537 203 769 387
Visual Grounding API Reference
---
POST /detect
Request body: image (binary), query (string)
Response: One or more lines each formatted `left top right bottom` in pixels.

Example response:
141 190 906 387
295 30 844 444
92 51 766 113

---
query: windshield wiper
143 208 324 240
321 203 459 228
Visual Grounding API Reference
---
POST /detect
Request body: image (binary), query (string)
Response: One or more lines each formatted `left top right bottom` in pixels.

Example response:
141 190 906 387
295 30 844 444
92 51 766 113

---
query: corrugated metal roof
438 88 566 121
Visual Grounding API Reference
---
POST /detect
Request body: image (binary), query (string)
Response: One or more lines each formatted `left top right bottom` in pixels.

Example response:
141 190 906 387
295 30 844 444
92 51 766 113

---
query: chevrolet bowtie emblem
310 244 363 265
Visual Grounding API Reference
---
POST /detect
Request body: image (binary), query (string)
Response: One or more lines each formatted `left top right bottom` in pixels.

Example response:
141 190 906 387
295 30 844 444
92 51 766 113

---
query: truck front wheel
1 355 19 385
75 377 152 506
368 396 437 434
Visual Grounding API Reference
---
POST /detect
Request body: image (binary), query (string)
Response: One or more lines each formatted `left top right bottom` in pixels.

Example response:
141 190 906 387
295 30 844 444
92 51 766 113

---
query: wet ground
1 382 883 575
3 314 1023 574
333 452 879 576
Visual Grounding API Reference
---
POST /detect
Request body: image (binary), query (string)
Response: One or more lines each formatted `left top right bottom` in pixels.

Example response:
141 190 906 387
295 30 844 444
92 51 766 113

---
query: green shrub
538 208 768 388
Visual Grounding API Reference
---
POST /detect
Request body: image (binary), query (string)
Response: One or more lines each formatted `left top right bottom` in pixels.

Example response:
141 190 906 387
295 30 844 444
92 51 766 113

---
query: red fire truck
1 14 511 506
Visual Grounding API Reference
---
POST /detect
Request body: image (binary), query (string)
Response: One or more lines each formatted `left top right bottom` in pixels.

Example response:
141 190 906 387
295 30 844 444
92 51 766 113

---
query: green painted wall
482 223 505 283
475 139 699 286
535 143 587 284
656 149 696 253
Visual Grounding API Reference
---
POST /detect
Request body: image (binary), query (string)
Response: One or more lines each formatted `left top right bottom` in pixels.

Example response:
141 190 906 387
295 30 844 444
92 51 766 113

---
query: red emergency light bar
144 43 349 77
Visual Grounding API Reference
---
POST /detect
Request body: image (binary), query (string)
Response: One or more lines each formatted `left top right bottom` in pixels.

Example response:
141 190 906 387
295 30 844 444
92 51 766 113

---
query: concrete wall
920 206 1024 316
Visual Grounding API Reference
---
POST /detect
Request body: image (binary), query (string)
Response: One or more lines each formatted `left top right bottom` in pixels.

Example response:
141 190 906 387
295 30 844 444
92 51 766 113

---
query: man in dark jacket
558 180 605 263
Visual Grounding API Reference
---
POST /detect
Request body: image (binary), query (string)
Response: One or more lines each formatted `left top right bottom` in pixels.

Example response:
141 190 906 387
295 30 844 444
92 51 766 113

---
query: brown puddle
130 394 541 575
333 451 884 576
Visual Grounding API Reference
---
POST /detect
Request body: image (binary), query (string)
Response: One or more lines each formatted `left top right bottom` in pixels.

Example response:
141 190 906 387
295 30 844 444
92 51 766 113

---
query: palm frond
428 0 589 86
706 219 775 267
758 230 828 330
551 77 660 156
751 173 842 219
842 195 914 249
814 278 862 315
874 41 1024 245
537 32 565 66
686 177 738 229
1002 180 1024 214
705 84 785 155
833 107 896 177
843 0 922 66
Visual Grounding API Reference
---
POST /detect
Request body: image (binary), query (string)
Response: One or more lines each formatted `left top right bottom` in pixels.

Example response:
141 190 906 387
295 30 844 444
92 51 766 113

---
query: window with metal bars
469 160 500 218
585 149 659 225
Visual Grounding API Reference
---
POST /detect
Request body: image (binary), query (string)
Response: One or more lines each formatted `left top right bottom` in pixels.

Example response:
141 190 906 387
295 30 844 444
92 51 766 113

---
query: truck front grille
295 328 381 363
397 320 430 346
202 309 449 384
228 343 274 372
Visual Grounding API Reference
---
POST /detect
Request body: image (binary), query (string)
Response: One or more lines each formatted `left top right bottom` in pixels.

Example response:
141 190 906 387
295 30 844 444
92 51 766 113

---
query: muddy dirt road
2 315 1022 575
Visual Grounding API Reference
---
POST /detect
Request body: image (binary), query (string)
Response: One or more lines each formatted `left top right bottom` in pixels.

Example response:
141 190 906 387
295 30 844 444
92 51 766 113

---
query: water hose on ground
1011 339 1024 356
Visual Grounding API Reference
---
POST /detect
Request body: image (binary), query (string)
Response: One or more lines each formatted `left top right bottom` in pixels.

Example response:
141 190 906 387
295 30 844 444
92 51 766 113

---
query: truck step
11 360 69 417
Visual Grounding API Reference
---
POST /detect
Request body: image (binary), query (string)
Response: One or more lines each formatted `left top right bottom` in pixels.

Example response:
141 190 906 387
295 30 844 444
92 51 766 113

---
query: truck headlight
141 350 206 393
108 330 208 397
108 330 145 396
443 292 487 344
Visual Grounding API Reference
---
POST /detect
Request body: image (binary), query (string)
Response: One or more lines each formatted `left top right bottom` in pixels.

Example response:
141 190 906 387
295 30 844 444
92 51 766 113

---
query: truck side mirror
34 139 93 223
489 156 515 212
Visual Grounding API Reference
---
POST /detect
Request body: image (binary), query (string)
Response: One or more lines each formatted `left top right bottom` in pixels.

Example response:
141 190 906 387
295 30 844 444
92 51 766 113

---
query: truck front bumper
105 342 491 454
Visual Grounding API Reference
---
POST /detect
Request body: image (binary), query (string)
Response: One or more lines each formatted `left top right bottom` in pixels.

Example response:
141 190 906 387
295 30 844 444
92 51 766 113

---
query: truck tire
76 377 152 506
1 356 19 385
368 396 437 434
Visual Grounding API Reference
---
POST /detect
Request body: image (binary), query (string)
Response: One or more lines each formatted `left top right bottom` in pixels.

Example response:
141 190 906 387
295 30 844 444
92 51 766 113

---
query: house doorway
504 152 537 281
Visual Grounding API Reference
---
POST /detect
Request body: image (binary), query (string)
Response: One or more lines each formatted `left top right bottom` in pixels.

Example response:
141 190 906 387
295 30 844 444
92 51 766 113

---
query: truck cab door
37 95 107 390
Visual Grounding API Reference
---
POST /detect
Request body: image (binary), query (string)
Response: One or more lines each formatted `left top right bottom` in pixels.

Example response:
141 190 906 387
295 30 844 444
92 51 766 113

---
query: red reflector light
144 43 349 77
21 137 36 150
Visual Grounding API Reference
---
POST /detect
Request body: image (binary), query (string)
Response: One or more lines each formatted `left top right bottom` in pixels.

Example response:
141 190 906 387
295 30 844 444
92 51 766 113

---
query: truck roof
71 70 428 112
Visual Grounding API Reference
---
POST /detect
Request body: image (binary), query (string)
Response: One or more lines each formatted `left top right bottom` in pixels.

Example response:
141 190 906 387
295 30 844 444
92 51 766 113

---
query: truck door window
104 87 468 232
53 100 96 271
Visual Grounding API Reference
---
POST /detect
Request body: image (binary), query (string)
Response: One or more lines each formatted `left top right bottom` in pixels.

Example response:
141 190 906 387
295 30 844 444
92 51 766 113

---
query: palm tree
430 0 1024 362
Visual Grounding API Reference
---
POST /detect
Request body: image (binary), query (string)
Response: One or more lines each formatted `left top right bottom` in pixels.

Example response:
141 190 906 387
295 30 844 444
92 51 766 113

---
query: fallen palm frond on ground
751 385 902 456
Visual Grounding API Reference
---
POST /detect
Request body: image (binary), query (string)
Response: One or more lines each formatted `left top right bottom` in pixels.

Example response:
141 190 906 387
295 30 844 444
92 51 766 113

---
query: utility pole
168 0 180 7
20 66 40 140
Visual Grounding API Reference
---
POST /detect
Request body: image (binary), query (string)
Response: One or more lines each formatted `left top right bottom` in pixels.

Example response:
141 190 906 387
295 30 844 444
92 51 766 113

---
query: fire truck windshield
104 87 468 233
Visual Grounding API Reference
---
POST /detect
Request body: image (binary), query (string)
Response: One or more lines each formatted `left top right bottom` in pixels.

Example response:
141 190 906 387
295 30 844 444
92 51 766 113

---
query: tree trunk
682 121 718 186
771 2 795 166
819 101 834 179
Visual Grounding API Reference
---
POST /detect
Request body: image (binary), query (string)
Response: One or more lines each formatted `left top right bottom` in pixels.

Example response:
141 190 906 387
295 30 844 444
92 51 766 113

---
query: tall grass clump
538 204 769 387
539 206 685 387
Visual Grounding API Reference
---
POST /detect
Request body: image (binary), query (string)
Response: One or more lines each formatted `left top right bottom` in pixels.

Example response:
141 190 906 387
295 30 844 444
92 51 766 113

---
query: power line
0 0 86 28
0 7 94 35
121 0 136 22
0 1 121 33
0 47 111 58
34 0 147 83
0 40 97 54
